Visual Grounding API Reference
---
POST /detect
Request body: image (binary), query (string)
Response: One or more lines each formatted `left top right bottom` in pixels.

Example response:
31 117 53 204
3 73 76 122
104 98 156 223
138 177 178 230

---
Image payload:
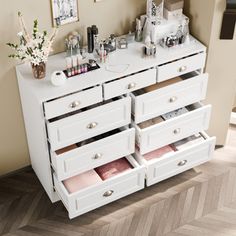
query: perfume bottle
155 0 164 25
182 17 190 44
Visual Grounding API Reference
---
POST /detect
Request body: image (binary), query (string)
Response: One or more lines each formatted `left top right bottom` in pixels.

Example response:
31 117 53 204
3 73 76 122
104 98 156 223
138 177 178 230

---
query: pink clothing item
63 170 102 194
144 145 175 161
95 158 133 180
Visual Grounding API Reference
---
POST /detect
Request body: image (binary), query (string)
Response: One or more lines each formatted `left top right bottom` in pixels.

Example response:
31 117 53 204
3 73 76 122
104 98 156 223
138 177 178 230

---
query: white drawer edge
157 52 206 82
134 102 211 133
133 73 208 101
44 86 103 120
132 73 209 124
135 132 216 167
147 135 216 185
53 155 145 218
51 128 136 181
47 96 132 150
47 96 131 126
54 156 143 199
103 69 157 100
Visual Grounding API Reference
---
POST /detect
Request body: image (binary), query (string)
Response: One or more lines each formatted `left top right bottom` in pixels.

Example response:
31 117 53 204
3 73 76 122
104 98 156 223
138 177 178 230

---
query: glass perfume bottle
147 0 164 24
155 0 164 25
182 17 190 44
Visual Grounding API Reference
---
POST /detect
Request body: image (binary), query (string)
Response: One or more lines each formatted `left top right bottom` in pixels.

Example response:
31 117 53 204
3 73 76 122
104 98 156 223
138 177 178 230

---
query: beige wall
234 95 236 108
0 0 146 176
185 0 236 145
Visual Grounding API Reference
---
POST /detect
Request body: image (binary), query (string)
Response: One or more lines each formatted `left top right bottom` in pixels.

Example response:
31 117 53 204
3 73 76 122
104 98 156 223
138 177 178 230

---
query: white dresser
16 36 216 219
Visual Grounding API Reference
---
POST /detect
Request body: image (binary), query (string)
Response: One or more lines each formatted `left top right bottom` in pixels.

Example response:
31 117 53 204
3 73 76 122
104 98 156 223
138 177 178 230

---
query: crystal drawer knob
178 66 187 73
93 153 102 160
169 96 177 103
173 128 181 134
127 82 136 90
103 190 114 197
178 160 187 167
87 122 98 129
70 101 80 108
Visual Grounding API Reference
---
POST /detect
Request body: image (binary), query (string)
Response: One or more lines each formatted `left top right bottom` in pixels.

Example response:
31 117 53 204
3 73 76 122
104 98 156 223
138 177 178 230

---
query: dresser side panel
16 69 58 203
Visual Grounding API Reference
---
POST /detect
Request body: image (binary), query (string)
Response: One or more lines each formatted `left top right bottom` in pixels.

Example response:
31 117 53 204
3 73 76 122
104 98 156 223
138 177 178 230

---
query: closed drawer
135 132 216 186
44 86 103 119
134 102 211 155
131 72 208 124
47 97 131 151
52 128 135 181
54 156 145 219
103 69 156 100
157 53 206 82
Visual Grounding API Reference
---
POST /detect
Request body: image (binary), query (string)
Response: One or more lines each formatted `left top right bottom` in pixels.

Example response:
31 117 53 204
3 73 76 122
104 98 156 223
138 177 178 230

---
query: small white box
164 8 183 20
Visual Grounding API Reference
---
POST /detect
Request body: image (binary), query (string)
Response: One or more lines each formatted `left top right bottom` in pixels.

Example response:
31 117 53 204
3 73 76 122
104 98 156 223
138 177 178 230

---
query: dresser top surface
16 36 206 102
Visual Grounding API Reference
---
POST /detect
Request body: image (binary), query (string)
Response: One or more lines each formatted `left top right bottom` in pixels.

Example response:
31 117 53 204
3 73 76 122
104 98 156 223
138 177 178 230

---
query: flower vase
31 62 46 79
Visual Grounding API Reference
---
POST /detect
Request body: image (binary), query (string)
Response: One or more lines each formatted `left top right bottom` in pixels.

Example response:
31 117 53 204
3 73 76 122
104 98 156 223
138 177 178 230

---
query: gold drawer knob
87 122 98 129
169 96 177 103
103 190 114 197
178 160 188 167
127 82 136 90
178 66 187 73
70 101 80 109
173 128 181 134
93 153 102 160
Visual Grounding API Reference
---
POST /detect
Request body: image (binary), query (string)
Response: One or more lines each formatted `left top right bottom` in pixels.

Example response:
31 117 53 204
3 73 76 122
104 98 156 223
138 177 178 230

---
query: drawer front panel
133 73 208 124
53 157 145 219
103 69 156 100
44 86 103 119
48 97 131 151
145 136 216 186
52 128 135 181
137 104 211 155
157 53 206 82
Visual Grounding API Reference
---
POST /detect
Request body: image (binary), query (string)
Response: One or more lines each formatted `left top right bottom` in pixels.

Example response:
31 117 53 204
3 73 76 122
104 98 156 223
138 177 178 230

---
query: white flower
27 39 37 49
36 32 44 38
17 32 23 37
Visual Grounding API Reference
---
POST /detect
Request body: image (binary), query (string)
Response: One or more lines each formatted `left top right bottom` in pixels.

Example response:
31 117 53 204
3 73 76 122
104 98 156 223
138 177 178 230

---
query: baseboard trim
0 165 32 179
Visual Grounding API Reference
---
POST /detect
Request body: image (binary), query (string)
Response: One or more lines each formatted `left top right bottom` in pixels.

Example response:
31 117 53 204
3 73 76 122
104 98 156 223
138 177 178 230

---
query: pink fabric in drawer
95 158 133 180
63 170 102 194
144 145 175 161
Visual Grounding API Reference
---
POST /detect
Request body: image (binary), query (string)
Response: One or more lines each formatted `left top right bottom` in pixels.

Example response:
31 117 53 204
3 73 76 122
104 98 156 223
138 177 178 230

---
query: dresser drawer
134 102 211 155
103 69 156 100
135 132 216 186
44 86 103 120
54 156 145 219
52 128 135 181
47 97 131 151
157 53 206 82
131 72 208 124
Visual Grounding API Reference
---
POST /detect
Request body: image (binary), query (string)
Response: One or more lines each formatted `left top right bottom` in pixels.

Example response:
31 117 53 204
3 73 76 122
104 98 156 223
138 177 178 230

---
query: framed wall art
51 0 79 26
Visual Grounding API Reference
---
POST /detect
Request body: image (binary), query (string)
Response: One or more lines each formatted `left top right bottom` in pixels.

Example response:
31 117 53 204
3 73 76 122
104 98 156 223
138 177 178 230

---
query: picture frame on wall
51 0 79 26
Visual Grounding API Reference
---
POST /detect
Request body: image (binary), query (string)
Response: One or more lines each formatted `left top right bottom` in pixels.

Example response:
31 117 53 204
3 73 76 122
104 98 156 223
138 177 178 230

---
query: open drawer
52 128 135 181
157 52 206 82
47 97 131 151
135 132 216 186
53 156 145 219
134 102 211 155
131 71 208 124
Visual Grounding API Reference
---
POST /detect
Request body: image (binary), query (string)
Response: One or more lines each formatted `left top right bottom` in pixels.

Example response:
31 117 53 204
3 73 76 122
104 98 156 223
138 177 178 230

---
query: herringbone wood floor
1 126 236 236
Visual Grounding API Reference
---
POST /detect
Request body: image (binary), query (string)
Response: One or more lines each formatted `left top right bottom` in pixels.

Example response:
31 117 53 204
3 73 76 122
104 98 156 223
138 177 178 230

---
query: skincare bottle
135 18 142 42
92 25 99 58
87 27 93 53
72 56 78 75
65 57 72 77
